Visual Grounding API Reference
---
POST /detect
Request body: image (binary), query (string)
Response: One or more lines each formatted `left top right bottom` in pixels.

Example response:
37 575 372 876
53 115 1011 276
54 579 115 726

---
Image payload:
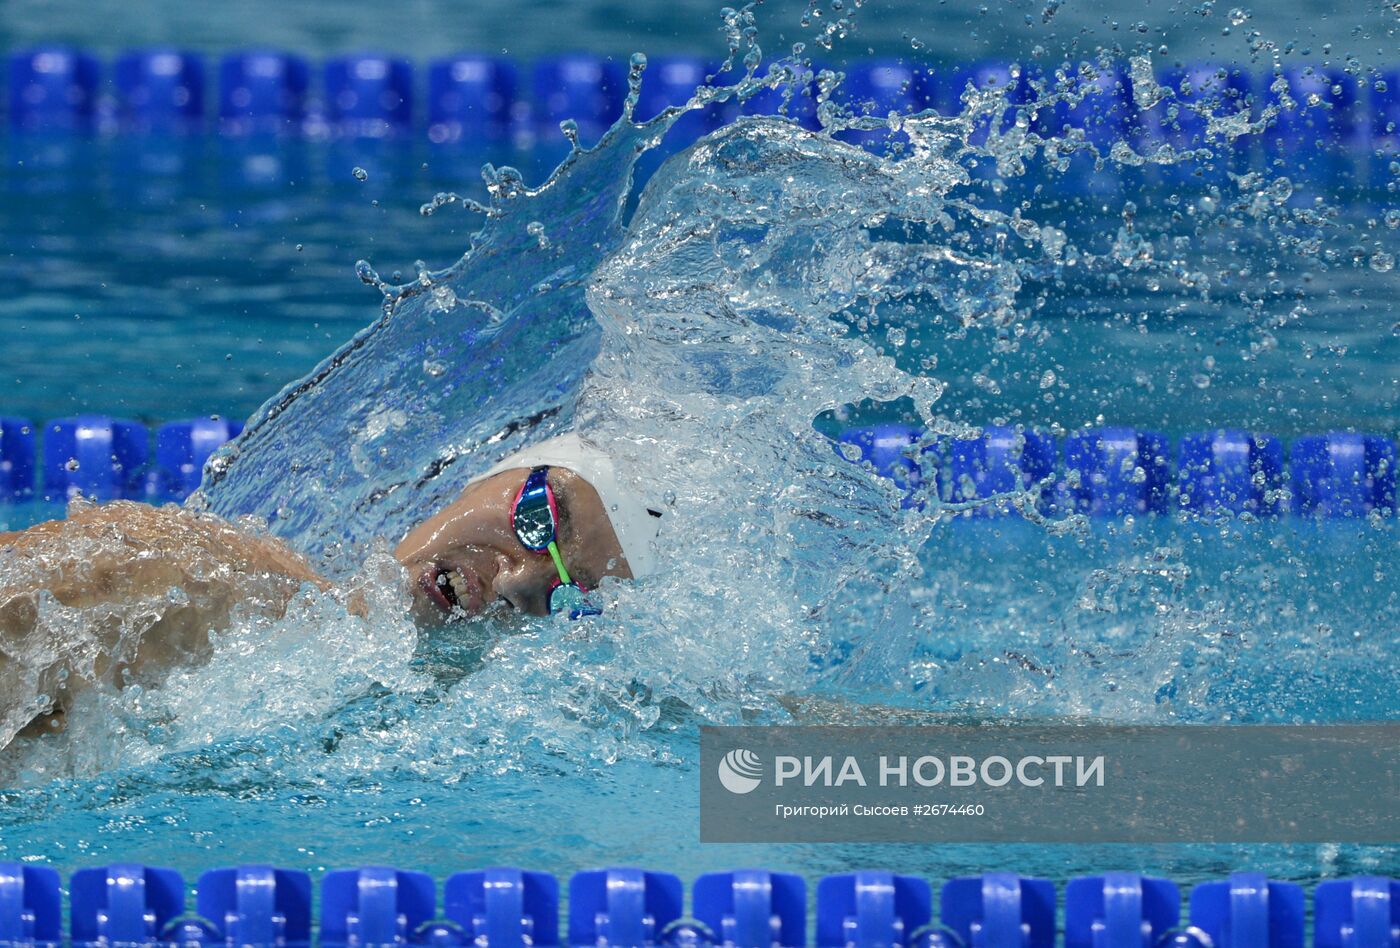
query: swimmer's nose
492 566 551 617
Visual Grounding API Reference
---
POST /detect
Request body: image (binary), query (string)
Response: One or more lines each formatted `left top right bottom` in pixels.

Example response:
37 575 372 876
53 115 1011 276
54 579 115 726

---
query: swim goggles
511 466 602 619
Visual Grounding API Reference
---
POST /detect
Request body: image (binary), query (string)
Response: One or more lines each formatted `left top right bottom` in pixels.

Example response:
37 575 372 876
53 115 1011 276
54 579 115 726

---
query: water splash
2 14 1395 803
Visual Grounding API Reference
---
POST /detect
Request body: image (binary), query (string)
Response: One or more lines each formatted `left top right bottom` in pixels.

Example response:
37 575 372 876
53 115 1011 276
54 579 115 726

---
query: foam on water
1 5 1397 879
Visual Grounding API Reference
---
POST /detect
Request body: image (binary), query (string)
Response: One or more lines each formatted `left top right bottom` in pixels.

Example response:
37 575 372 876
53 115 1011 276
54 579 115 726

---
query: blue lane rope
836 423 1397 519
5 48 1400 156
0 415 1395 518
1 862 1394 947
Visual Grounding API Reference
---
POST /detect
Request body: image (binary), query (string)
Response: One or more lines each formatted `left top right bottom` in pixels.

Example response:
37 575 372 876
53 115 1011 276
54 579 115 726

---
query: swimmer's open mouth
420 565 483 616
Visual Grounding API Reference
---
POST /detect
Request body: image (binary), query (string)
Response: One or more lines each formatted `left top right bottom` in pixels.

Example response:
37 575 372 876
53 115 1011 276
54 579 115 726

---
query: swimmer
394 433 663 623
0 433 664 747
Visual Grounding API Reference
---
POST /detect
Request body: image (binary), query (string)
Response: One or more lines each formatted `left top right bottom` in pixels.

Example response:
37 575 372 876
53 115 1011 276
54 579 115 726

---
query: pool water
0 518 1393 887
0 45 1397 906
4 134 1396 433
1 135 522 423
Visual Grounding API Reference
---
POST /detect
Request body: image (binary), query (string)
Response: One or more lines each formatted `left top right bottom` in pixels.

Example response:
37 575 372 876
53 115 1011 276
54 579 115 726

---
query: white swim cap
473 432 665 577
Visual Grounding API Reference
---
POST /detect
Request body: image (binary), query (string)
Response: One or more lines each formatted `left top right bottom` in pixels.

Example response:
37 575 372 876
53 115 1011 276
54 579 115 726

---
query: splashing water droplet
352 167 369 182
527 221 552 250
427 285 458 314
559 119 581 149
354 260 381 287
421 192 459 217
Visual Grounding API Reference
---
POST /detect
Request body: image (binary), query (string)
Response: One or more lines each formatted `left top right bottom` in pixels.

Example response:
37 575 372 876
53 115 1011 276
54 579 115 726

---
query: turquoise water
0 0 1388 67
1 518 1394 886
1 137 509 423
0 18 1398 909
4 138 1396 434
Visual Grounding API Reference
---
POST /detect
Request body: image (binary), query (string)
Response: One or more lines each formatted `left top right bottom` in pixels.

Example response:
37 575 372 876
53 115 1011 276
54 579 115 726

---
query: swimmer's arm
0 502 330 744
0 501 327 635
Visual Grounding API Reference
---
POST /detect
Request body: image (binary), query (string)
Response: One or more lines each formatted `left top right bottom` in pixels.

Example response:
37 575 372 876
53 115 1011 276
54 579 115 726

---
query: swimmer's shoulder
2 500 326 588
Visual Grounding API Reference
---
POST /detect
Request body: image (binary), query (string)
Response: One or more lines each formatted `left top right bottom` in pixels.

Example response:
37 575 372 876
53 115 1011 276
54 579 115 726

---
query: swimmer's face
394 467 631 623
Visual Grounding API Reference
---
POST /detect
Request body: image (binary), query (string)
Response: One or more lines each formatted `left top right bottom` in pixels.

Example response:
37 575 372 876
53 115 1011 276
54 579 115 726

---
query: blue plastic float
941 872 1057 947
940 425 1057 515
568 867 684 947
194 865 312 948
633 55 722 149
323 54 414 137
7 47 100 131
1176 429 1284 516
1291 432 1397 518
318 866 435 948
42 416 149 503
530 54 627 134
113 49 206 132
1189 872 1305 948
68 863 185 948
427 55 517 143
840 61 920 149
815 871 932 947
218 51 310 135
0 863 62 948
1314 877 1400 948
1063 873 1182 948
1063 428 1172 516
691 869 808 948
1148 64 1254 145
147 417 243 502
1044 64 1136 148
0 417 35 502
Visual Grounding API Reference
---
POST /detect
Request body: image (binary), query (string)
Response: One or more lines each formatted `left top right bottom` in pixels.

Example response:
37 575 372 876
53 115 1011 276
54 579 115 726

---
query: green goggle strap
546 540 574 587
